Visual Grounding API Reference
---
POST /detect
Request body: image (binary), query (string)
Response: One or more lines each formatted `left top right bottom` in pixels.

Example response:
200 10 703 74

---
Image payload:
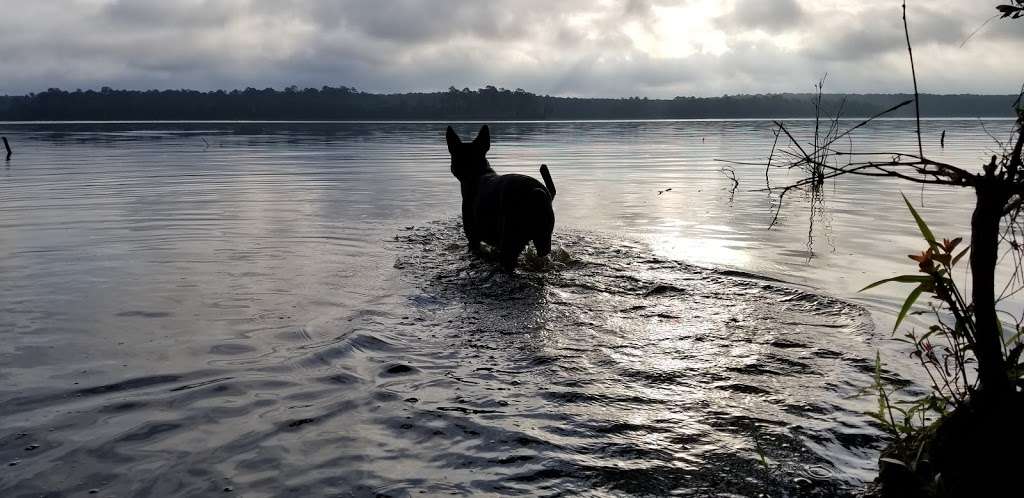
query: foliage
861 197 980 446
0 87 1018 121
765 0 1024 394
759 4 1024 488
997 1 1024 19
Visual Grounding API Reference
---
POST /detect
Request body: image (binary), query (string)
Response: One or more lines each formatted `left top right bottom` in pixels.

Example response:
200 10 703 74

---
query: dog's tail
540 164 556 199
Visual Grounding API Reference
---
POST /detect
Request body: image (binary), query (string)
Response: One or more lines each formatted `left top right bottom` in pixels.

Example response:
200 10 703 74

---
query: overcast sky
2 0 1021 97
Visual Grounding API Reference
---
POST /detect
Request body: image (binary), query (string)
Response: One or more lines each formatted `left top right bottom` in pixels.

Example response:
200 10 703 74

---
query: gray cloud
99 0 238 28
717 0 805 33
802 4 970 62
0 0 1020 97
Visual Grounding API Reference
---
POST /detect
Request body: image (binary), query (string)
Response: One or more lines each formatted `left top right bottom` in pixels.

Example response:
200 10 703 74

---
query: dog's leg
499 224 526 273
466 231 481 254
497 215 518 272
466 234 481 254
500 243 524 273
532 200 555 259
462 209 481 254
533 236 551 258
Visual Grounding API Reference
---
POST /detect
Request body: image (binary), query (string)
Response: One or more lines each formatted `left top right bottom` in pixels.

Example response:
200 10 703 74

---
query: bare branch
720 165 739 196
766 128 780 192
903 1 925 160
824 99 913 148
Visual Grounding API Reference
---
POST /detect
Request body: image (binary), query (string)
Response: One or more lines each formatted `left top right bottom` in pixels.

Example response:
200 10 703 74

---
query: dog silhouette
446 125 556 273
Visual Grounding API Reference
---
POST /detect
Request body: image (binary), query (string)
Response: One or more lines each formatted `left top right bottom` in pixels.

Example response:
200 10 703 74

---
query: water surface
0 120 1012 496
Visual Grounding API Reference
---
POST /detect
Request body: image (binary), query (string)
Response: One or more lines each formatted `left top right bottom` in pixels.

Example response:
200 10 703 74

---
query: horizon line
1 86 1020 100
1 117 1016 125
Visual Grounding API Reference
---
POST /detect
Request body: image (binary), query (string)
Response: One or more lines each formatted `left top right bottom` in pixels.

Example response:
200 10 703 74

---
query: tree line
0 85 1018 121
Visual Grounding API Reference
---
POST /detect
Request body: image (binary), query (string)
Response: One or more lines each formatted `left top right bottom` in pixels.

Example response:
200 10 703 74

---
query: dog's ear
473 125 490 152
446 126 461 154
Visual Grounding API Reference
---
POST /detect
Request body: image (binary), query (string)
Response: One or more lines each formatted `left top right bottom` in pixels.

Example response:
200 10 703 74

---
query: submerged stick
720 166 739 193
2 136 10 160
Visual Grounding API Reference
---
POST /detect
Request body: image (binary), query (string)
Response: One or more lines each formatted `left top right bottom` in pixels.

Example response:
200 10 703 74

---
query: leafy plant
860 193 1024 450
997 1 1024 19
751 427 770 473
854 198 972 475
760 2 1024 493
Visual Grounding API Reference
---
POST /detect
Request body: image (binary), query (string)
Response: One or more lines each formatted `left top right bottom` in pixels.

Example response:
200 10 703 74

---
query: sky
1 0 1021 97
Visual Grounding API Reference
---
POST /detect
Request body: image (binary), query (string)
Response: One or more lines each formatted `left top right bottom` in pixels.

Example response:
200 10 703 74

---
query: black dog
446 125 556 272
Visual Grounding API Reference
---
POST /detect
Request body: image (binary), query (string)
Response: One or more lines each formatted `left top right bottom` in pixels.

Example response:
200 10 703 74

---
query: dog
446 125 556 273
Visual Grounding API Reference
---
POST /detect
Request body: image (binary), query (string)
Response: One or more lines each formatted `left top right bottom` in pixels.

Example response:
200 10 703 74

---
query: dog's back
474 172 554 256
446 125 556 271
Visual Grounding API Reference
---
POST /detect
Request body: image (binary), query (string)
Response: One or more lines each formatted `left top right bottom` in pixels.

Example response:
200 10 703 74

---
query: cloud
0 0 1019 97
716 0 805 33
800 3 970 62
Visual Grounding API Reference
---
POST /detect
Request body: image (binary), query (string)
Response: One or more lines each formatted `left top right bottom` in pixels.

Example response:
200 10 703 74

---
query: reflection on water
0 119 1010 496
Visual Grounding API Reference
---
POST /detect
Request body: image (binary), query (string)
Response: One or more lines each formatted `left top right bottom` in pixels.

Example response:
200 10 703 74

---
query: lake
0 119 1013 496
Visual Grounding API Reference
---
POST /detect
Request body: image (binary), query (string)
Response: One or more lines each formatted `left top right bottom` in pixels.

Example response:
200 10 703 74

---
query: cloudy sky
2 0 1021 97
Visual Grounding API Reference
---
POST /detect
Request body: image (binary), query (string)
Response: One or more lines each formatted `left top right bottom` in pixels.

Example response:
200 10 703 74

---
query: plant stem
902 1 925 160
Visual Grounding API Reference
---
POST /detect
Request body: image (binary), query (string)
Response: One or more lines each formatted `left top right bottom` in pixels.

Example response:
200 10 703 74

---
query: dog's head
446 125 491 182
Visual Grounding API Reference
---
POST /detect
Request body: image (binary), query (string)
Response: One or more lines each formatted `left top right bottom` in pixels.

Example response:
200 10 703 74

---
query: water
0 120 1014 496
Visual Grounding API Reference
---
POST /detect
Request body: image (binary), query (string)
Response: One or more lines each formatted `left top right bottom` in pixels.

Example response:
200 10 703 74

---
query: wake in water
0 120 995 497
1 218 888 497
391 219 884 496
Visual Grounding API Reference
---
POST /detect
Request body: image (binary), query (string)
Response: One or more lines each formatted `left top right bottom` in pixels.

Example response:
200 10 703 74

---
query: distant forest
0 86 1018 121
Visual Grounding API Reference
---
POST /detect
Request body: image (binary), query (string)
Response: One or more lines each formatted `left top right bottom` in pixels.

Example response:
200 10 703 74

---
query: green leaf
918 327 940 342
880 457 907 468
902 193 937 247
952 246 970 267
860 275 931 292
894 284 925 332
1004 328 1024 347
867 411 891 427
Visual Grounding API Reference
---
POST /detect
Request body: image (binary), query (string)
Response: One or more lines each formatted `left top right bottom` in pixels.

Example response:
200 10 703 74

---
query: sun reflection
648 233 755 269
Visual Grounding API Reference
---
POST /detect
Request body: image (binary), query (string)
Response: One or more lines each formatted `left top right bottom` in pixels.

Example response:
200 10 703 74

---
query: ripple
382 219 880 495
2 119 994 496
